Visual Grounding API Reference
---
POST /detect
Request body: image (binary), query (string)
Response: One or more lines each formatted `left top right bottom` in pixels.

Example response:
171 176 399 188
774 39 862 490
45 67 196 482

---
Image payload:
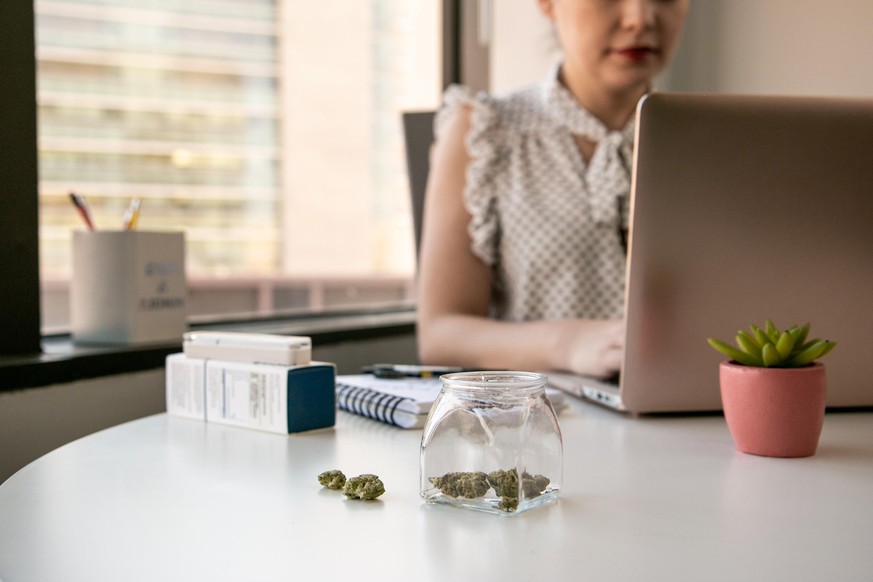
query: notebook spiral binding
336 382 414 427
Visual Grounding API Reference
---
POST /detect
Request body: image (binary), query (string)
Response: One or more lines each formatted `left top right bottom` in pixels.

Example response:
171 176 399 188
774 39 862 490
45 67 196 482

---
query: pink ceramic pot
719 361 826 458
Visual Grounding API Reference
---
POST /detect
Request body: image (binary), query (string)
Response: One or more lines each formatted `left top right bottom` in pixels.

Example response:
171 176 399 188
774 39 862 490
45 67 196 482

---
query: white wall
0 370 167 484
491 0 873 97
490 1 557 93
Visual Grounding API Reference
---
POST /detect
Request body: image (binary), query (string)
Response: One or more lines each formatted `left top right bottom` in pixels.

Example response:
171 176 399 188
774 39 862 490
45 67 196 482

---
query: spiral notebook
335 374 439 429
335 374 566 429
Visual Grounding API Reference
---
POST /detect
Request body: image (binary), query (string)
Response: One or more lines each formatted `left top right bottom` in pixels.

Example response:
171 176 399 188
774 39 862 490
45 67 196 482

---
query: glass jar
419 371 563 516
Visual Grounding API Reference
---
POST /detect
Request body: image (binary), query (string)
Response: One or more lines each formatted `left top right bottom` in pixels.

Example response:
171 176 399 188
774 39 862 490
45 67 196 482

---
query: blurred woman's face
539 0 689 96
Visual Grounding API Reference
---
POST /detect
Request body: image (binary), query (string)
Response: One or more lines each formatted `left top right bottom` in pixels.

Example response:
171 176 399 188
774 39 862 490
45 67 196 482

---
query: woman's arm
416 106 623 378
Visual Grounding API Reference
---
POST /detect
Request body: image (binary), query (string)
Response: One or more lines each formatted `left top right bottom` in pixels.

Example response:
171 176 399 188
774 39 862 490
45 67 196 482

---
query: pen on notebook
69 191 95 231
361 364 468 379
122 197 141 230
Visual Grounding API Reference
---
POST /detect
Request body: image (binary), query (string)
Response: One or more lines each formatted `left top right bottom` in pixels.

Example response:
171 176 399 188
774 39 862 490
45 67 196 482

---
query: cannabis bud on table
429 472 490 498
318 469 347 490
342 474 386 500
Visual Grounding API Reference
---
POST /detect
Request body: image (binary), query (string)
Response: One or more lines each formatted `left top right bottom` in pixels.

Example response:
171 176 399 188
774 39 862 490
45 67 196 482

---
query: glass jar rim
439 371 548 395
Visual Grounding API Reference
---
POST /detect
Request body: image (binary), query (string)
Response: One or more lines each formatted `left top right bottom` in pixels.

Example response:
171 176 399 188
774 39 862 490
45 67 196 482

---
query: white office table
1 399 872 582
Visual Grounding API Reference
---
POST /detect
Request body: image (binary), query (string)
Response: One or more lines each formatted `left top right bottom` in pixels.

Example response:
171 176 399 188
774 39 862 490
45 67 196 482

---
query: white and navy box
166 353 336 434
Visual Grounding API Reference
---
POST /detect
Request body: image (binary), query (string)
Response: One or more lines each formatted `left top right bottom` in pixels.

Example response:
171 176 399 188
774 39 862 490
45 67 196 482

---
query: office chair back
401 111 436 260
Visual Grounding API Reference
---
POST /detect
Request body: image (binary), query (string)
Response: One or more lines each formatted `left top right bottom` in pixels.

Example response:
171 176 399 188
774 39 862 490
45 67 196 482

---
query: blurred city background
36 0 441 330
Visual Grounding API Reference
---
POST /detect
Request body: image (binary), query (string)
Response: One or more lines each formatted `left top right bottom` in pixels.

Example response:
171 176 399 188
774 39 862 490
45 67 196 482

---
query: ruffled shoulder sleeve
434 85 503 266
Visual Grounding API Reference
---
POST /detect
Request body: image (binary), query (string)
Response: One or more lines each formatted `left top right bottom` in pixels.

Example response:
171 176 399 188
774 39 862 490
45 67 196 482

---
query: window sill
0 306 417 391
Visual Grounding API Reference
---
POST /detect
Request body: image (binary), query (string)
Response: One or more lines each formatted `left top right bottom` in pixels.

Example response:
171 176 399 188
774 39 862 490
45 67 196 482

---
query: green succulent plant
707 320 836 368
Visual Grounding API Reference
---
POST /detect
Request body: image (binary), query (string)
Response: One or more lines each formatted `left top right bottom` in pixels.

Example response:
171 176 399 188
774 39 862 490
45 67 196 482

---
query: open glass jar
420 371 563 516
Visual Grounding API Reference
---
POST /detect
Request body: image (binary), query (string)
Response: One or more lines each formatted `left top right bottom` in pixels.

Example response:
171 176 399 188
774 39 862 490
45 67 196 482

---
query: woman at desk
416 0 688 377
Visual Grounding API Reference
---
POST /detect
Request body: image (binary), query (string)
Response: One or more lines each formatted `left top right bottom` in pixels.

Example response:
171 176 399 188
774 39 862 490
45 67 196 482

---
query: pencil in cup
123 198 141 230
69 191 96 231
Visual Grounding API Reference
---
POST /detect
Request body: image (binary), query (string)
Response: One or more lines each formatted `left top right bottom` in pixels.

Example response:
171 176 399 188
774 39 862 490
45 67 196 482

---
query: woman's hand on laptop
556 319 624 379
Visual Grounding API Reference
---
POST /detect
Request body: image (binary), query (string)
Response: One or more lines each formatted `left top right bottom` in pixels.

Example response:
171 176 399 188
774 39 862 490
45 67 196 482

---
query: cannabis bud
487 469 550 498
343 474 386 500
487 469 550 511
522 473 551 498
318 469 347 490
430 471 490 498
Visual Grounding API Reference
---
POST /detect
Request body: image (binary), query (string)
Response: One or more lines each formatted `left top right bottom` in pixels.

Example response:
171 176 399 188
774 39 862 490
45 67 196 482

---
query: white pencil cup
71 231 188 345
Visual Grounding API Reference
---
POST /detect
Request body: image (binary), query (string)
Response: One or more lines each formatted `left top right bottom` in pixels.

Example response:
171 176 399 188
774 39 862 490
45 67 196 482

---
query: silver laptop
549 92 873 413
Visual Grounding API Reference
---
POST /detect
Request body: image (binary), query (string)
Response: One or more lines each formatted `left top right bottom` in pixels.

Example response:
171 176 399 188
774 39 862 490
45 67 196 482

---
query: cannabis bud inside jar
429 469 552 513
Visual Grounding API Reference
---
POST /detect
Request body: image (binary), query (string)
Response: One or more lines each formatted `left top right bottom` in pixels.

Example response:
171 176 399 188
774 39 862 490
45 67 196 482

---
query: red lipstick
614 47 657 62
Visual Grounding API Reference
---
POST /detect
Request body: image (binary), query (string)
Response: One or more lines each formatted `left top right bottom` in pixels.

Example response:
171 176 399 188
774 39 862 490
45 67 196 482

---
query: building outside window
35 0 441 332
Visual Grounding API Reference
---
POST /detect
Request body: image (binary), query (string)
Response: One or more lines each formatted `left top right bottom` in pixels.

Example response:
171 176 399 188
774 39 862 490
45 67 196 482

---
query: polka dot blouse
435 66 634 323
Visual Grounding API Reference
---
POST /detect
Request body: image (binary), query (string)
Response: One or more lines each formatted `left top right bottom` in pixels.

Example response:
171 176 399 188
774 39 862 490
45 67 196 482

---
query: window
34 0 444 332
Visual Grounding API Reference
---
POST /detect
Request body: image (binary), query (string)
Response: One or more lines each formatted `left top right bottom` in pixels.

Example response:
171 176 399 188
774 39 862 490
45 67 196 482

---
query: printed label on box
165 353 207 420
205 361 288 434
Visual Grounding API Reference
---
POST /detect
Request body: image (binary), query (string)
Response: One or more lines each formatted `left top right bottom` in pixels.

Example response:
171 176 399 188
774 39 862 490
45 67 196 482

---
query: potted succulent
707 320 836 458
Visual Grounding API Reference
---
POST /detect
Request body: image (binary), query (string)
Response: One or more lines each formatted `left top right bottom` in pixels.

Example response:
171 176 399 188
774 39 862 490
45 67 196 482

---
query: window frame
1 0 42 356
0 0 463 361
